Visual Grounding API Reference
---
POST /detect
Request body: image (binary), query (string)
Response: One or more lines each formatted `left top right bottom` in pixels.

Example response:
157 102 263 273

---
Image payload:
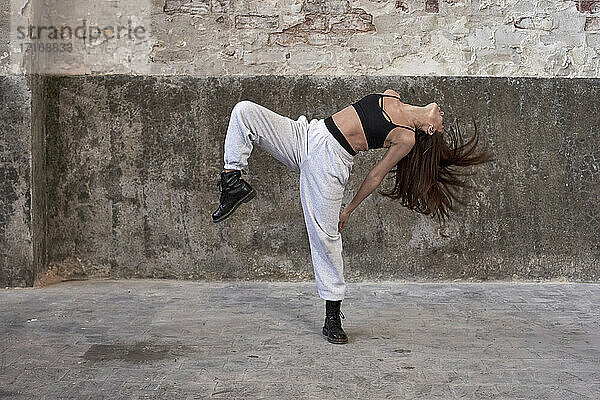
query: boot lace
327 309 345 325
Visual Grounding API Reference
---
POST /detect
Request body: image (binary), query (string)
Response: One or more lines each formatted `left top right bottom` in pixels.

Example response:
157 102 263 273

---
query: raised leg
223 100 307 173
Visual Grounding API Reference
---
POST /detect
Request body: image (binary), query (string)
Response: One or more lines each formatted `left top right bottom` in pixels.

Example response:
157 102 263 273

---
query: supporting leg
299 162 347 301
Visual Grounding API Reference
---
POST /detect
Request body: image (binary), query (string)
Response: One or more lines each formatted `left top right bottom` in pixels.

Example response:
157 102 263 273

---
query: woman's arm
338 134 415 231
343 173 383 215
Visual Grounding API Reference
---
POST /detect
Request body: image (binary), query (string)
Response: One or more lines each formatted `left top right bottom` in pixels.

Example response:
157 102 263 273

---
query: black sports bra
351 93 416 150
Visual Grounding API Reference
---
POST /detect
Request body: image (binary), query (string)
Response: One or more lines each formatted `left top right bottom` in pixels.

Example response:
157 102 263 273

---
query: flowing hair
378 116 495 224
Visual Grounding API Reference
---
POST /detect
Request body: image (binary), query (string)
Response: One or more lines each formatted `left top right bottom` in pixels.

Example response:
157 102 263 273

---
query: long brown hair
378 116 495 224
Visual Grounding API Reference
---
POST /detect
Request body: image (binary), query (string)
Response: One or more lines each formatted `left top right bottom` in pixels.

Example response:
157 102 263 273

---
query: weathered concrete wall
0 75 33 287
0 0 49 287
0 1 8 75
40 75 599 284
2 0 31 76
2 0 599 287
29 73 48 288
3 0 599 77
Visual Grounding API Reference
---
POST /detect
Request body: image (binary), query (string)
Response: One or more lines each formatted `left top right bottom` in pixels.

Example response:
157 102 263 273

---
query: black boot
322 300 348 344
212 169 256 223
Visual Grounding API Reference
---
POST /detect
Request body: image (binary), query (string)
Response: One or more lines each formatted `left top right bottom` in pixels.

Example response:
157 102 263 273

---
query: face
428 102 444 135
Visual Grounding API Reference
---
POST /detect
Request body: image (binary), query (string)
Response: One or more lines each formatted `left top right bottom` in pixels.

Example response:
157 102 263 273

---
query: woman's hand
338 207 351 232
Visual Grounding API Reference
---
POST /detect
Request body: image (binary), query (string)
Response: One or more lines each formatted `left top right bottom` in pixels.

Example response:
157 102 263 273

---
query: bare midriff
330 97 401 153
330 106 369 153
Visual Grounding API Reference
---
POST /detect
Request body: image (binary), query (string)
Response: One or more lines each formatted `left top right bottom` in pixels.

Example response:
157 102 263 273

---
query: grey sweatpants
223 100 355 301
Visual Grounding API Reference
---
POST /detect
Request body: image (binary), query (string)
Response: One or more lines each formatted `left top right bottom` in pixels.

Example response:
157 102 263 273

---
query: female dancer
212 89 494 344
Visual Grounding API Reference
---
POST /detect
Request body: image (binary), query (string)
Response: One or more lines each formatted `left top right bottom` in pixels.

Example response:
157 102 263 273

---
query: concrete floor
0 279 599 399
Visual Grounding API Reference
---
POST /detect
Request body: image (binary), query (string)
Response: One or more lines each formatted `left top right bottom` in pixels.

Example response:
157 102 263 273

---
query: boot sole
212 189 256 223
322 326 348 344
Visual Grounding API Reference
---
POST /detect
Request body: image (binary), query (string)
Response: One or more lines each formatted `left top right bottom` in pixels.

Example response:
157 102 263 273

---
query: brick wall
4 0 599 76
150 0 600 77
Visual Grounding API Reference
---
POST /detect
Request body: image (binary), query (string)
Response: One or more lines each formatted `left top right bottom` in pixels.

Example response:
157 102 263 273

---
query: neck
400 103 430 132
